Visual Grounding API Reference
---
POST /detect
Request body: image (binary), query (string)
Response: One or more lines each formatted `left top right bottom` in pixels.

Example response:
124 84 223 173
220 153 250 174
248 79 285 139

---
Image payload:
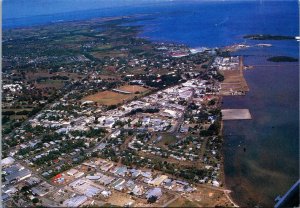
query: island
243 34 295 40
267 56 298 62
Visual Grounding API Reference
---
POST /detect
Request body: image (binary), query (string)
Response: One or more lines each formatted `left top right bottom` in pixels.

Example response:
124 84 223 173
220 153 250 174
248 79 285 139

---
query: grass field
82 90 136 106
35 79 65 89
91 51 128 59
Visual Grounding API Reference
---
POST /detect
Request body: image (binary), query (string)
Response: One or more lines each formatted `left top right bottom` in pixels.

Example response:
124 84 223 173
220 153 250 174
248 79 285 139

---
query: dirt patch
82 90 136 106
106 191 135 206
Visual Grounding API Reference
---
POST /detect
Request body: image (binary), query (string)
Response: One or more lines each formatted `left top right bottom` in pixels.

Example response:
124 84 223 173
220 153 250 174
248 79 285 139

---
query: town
2 16 240 207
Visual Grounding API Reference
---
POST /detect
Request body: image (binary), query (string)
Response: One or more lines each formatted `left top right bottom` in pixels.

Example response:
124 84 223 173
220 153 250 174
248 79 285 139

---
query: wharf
221 109 252 120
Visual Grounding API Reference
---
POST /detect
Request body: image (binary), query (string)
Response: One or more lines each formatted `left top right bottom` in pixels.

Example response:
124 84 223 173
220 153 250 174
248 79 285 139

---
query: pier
221 109 252 120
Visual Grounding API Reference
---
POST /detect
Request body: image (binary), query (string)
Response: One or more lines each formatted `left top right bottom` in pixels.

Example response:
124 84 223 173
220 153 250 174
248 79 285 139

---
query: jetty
221 109 252 120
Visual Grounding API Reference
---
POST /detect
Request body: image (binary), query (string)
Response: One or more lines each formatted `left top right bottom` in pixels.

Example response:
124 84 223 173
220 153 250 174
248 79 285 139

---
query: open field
117 85 149 93
35 79 66 89
91 51 128 59
167 197 201 207
106 192 135 207
167 185 234 207
221 109 252 120
82 90 136 106
26 70 83 81
157 133 177 147
219 69 249 95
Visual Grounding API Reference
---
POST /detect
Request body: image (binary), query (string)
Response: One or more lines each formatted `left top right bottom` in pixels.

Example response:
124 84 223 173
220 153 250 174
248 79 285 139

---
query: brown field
82 90 136 106
219 57 249 96
117 85 149 93
167 184 234 207
219 69 249 95
106 192 135 207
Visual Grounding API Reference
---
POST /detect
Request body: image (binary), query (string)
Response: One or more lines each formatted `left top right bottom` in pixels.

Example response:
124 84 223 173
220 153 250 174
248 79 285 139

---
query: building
1 157 15 167
146 188 162 200
4 164 31 183
63 195 88 207
150 175 168 186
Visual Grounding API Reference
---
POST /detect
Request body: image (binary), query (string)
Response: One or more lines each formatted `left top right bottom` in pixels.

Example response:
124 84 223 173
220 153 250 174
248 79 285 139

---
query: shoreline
218 54 250 207
3 13 272 207
220 117 240 208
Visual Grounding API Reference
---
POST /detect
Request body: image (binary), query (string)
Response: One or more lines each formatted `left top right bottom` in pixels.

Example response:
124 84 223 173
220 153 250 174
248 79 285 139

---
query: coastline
220 119 240 207
219 54 250 207
3 1 298 205
221 52 299 206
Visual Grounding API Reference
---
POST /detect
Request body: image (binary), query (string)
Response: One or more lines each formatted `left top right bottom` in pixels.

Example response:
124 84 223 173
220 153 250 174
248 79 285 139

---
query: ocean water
3 0 299 206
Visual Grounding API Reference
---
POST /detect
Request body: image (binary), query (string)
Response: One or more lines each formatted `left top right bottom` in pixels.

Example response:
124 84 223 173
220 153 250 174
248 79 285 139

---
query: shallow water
222 52 299 206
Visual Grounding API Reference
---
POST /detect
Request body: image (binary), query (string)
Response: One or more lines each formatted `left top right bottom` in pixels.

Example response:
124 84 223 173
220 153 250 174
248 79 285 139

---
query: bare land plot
219 70 249 95
82 91 136 106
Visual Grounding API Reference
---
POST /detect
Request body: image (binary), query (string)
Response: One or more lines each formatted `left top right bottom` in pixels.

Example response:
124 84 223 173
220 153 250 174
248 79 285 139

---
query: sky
3 0 170 19
3 0 296 19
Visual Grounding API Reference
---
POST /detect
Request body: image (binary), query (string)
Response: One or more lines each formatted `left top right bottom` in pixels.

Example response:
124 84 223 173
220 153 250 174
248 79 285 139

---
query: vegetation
243 34 295 40
267 56 298 62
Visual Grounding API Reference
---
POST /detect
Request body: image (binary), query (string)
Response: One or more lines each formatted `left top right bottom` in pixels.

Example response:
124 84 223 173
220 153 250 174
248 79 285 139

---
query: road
162 195 179 207
168 89 195 135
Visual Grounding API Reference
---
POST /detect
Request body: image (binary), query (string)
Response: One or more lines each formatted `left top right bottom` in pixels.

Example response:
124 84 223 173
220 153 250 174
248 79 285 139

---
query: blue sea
3 0 299 206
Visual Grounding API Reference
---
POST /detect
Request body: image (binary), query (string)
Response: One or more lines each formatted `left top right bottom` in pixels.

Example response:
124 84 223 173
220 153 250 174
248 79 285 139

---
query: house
31 182 53 197
98 175 115 186
67 169 78 176
101 190 111 198
132 185 144 196
112 166 128 177
146 188 162 200
63 195 88 207
1 157 15 167
2 186 18 195
100 162 114 172
142 117 150 126
86 175 101 180
110 130 121 138
141 171 152 179
111 178 126 191
130 169 141 178
150 175 168 186
4 164 31 183
212 180 220 187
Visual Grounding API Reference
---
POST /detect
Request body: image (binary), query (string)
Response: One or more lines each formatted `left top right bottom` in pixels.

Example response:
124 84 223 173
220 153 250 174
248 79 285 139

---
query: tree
32 198 39 204
147 196 158 203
